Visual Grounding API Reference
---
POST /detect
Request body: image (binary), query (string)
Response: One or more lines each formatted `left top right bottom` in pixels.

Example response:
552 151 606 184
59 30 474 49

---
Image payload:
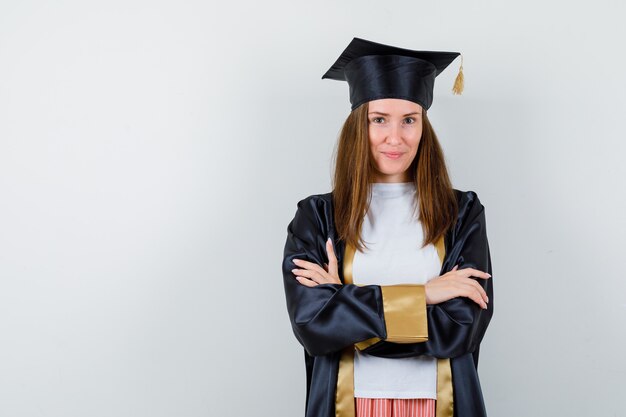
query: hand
425 265 491 309
292 238 342 287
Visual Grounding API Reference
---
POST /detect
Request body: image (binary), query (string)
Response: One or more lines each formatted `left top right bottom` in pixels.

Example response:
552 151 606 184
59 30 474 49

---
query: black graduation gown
282 189 494 417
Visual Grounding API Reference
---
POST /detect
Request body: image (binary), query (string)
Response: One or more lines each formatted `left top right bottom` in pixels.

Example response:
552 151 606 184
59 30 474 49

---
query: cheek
410 127 423 153
368 126 379 144
368 128 383 151
368 141 383 169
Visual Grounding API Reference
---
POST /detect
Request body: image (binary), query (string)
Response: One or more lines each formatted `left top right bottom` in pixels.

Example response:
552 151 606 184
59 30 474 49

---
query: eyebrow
368 111 422 117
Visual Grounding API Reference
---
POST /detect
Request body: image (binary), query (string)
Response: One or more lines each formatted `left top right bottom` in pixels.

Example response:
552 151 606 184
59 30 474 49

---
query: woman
282 37 494 417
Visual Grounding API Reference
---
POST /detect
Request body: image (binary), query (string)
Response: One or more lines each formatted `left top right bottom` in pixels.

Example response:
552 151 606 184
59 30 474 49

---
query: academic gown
282 189 494 417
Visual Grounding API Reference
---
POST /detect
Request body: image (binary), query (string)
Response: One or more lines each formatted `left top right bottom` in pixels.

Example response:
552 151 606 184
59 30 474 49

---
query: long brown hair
331 101 458 252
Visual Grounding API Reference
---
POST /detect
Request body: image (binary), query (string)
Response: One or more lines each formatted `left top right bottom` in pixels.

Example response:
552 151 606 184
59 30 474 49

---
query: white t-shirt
352 182 441 399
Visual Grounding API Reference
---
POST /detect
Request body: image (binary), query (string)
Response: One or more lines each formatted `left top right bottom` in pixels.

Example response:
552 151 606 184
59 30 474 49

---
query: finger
461 283 488 309
326 238 337 259
326 238 339 277
447 275 487 303
293 268 328 284
456 283 486 309
459 267 491 279
471 286 487 309
295 276 318 287
465 278 488 303
442 265 459 279
293 259 327 276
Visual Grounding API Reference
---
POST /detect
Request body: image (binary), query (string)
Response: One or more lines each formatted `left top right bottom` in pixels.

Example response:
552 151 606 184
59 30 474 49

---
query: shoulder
453 188 485 210
288 191 334 232
452 188 487 234
294 191 333 214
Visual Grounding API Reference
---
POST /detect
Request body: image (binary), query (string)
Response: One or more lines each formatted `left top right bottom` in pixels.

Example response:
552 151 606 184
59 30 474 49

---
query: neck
372 172 412 183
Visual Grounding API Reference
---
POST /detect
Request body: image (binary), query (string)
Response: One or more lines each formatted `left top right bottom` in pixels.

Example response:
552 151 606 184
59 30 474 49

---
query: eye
370 117 385 124
403 117 416 124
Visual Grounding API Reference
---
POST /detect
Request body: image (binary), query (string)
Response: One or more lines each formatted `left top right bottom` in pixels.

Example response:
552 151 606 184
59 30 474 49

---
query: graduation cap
322 37 464 111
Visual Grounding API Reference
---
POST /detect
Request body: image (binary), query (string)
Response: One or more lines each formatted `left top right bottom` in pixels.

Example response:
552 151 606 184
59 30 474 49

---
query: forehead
368 98 422 113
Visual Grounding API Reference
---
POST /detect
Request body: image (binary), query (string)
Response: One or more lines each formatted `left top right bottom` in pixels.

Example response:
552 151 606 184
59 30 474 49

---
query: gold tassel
452 54 464 95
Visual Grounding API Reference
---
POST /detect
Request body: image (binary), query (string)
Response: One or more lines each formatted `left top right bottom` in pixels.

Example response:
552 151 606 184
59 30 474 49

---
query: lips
382 152 404 160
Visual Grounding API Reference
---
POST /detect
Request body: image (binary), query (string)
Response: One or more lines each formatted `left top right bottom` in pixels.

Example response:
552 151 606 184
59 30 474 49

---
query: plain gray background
1 1 625 416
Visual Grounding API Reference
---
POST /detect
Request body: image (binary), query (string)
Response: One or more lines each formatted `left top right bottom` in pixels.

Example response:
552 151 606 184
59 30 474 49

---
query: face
367 98 423 183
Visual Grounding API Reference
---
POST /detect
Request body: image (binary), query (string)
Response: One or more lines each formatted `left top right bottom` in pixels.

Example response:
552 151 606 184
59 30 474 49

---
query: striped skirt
355 397 435 417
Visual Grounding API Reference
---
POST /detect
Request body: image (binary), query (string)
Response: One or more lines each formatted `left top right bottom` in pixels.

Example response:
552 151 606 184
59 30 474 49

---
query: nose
385 122 402 145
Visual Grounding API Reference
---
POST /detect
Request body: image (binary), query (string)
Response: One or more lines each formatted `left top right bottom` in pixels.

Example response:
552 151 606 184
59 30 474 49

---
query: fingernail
487 273 492 277
327 237 332 245
292 259 300 264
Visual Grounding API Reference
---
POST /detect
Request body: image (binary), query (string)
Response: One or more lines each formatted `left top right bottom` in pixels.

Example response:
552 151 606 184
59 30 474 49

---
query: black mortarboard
322 37 464 111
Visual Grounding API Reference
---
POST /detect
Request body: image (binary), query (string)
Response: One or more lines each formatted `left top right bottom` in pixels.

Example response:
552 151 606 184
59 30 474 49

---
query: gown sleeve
282 195 429 357
360 191 494 359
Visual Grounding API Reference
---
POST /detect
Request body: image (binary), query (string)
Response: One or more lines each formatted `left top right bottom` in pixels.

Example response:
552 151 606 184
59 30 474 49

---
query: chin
380 166 409 176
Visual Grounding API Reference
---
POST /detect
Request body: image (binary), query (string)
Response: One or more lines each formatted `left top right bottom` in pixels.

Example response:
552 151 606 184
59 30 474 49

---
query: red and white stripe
355 397 435 417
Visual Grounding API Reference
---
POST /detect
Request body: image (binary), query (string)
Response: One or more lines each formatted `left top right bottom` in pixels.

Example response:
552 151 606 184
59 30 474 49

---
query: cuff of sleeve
380 285 428 343
355 337 382 351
